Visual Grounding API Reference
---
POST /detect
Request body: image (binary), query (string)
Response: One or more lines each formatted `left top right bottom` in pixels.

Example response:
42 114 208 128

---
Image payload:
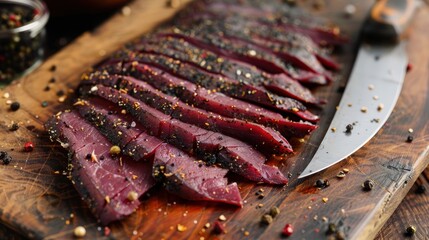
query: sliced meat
74 97 163 161
83 76 293 154
81 85 288 184
87 64 316 138
127 35 326 101
45 111 155 225
165 20 333 77
103 52 320 122
181 0 348 45
153 143 242 206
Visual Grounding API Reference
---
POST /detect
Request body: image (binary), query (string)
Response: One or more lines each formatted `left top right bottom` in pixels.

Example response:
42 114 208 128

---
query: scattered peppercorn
110 145 121 156
49 77 56 83
56 90 65 97
405 225 416 236
406 135 413 143
362 179 374 191
2 155 12 165
315 179 330 189
41 101 48 108
50 65 57 72
212 221 226 235
326 223 337 234
10 101 20 111
0 151 12 165
336 230 346 240
345 124 353 134
415 185 426 194
282 224 294 237
24 142 34 152
260 214 273 225
73 226 86 238
9 123 19 131
44 85 50 91
269 206 280 218
127 191 138 201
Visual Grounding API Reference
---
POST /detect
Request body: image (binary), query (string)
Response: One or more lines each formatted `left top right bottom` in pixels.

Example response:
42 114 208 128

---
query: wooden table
0 0 428 239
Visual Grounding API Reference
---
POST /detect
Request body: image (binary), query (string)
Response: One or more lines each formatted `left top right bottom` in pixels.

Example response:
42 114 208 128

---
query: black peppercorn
9 123 19 131
0 151 6 159
49 77 56 83
362 179 374 191
56 90 65 97
315 179 330 189
50 65 57 72
326 223 337 234
405 225 416 236
44 86 50 91
406 135 413 143
10 102 20 111
416 185 426 194
316 179 325 188
345 124 353 134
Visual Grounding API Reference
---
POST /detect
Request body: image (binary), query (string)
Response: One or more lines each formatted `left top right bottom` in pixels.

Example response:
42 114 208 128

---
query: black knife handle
364 0 416 42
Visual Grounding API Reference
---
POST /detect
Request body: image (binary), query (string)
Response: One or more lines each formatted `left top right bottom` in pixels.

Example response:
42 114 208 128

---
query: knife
298 0 417 179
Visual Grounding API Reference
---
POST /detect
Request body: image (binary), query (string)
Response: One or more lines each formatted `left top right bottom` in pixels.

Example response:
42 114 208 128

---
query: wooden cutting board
0 0 428 239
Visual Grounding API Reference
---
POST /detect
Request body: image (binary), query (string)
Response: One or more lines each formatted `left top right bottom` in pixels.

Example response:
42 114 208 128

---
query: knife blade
298 0 417 179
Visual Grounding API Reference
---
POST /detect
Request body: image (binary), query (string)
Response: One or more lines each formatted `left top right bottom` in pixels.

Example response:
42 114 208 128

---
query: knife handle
364 0 416 42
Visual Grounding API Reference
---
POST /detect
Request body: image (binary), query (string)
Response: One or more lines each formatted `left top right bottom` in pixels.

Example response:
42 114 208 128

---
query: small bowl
0 0 49 83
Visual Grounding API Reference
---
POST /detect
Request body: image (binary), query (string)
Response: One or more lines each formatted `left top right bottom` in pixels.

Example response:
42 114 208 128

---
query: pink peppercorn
282 224 294 237
24 142 34 152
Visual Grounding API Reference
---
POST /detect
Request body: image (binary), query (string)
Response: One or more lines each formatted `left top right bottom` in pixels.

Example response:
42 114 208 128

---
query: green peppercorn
269 206 280 218
260 214 273 225
110 145 121 156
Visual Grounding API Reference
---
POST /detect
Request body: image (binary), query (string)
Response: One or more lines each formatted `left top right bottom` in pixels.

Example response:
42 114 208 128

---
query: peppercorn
345 124 353 134
10 101 20 111
282 224 294 237
0 151 5 159
110 145 121 156
74 226 86 237
260 214 273 225
406 135 413 143
9 123 19 131
50 65 56 72
405 225 416 236
269 206 280 218
362 179 374 191
44 86 50 91
416 185 426 194
56 90 65 97
326 223 337 234
49 77 56 83
2 155 12 165
315 179 330 189
41 101 48 108
24 142 34 152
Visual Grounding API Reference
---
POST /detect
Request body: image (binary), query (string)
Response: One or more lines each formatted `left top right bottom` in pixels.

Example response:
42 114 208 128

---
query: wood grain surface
0 0 428 239
375 168 429 240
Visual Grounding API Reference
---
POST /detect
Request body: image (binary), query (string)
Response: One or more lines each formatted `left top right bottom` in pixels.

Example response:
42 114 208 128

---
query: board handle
364 0 416 42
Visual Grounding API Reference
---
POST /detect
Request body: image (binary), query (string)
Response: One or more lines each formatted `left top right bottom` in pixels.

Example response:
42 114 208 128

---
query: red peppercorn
406 63 413 72
282 224 294 237
24 142 34 152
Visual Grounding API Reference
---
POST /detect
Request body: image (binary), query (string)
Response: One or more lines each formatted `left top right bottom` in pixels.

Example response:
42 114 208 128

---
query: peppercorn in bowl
0 0 49 83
